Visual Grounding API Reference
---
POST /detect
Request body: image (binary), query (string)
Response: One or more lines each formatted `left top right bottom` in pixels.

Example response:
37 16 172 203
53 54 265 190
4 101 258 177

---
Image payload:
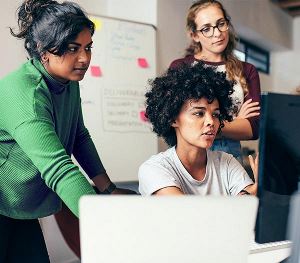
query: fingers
249 153 259 183
237 99 260 119
248 155 255 170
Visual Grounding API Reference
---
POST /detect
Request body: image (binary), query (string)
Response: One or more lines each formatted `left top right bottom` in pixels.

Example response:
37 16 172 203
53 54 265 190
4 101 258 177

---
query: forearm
92 173 112 192
221 119 253 140
243 183 257 196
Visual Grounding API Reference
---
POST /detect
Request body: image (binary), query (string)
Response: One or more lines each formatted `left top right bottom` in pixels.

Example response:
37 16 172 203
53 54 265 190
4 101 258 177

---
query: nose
213 27 222 37
204 113 214 127
78 49 90 64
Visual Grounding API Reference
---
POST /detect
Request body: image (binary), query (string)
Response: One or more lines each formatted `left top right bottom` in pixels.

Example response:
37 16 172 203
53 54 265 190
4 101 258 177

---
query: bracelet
239 189 250 195
98 182 116 195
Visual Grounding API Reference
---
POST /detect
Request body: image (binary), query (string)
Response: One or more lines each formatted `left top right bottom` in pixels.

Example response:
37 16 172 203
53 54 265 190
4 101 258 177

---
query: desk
248 242 291 263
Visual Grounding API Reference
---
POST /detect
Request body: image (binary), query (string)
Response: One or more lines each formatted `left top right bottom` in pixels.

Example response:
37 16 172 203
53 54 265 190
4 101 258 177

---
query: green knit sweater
0 59 105 219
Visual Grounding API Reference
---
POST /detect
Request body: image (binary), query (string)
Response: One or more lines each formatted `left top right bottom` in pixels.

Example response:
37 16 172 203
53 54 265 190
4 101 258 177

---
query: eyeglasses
196 19 229 38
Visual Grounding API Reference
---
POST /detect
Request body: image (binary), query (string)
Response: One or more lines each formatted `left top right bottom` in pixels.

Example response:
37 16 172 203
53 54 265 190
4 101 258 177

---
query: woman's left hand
249 152 259 184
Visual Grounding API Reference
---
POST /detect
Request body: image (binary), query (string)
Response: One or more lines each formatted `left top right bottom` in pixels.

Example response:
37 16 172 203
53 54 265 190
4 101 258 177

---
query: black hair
145 62 236 146
10 0 95 60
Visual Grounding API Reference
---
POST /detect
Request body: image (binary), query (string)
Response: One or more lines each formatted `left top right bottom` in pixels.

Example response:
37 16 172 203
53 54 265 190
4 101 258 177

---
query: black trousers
0 214 50 263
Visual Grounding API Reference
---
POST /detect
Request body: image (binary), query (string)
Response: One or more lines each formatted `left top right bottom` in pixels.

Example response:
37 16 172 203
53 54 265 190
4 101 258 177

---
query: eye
200 27 211 33
212 112 221 119
85 46 93 52
67 46 79 53
194 111 205 117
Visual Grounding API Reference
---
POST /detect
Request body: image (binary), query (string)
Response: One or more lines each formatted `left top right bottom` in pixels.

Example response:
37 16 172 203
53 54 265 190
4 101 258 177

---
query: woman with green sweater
0 0 134 261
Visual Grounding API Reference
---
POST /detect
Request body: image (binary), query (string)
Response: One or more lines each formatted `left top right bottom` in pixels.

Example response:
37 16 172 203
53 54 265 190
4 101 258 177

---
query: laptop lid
79 196 258 263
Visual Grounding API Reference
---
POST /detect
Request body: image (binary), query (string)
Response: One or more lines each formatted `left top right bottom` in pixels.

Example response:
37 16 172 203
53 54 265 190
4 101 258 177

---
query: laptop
79 196 258 263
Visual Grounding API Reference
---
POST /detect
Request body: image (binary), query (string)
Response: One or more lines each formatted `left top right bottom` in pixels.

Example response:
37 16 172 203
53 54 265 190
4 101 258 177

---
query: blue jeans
210 138 242 164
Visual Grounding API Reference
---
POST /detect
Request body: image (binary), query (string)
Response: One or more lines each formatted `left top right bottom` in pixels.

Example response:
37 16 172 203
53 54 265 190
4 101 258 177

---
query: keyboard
249 239 292 254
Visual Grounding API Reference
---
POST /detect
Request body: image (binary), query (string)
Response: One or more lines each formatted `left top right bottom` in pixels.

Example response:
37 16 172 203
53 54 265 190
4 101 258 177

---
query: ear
190 31 201 44
41 52 49 64
171 119 179 128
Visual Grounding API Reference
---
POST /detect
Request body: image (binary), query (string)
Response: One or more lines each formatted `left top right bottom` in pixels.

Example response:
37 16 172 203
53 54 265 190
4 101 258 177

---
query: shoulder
207 150 236 167
169 55 195 69
139 147 175 172
0 60 44 92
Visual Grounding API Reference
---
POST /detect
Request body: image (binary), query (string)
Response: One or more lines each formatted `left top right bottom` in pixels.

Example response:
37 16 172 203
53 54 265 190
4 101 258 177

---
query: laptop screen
255 92 300 243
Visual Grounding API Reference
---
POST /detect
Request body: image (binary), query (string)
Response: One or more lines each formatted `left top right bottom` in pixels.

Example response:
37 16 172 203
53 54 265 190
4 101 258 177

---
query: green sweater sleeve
13 118 96 217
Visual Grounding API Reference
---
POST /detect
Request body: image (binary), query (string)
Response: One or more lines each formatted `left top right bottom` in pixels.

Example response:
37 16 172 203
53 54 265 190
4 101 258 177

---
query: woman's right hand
236 99 260 119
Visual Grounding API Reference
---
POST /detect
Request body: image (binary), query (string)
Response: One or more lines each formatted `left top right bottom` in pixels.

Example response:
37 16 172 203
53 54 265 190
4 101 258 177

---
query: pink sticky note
137 58 149 68
140 111 148 122
90 66 102 77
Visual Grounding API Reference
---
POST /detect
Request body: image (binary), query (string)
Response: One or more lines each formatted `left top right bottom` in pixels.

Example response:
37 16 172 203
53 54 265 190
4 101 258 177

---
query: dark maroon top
169 55 261 139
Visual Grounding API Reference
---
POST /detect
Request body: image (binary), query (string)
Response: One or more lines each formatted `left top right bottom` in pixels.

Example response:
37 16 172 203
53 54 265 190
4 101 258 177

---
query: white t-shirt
138 147 253 196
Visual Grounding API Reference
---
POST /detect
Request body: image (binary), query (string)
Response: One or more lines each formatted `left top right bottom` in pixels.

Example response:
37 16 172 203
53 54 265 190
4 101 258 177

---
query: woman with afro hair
139 63 258 196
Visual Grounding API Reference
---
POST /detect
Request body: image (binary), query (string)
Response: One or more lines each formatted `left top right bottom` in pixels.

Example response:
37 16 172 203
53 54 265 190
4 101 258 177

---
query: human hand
249 152 259 184
236 99 260 119
111 187 138 195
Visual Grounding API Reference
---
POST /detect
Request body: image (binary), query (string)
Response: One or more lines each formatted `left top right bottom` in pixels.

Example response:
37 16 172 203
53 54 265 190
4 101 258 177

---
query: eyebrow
200 18 226 28
68 41 93 47
190 106 220 111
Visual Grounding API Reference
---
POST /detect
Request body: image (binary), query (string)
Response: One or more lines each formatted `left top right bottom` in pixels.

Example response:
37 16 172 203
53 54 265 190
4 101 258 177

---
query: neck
175 145 207 181
195 52 223 62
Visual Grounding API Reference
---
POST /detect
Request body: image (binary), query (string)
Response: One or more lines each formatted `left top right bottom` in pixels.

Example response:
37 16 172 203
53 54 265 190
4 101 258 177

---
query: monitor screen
287 193 300 263
255 92 300 243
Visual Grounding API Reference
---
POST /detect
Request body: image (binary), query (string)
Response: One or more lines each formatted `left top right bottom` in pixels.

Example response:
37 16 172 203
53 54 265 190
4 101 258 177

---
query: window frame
235 38 270 74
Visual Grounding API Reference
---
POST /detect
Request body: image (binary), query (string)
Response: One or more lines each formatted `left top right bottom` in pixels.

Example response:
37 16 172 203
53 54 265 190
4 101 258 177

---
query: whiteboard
79 15 157 182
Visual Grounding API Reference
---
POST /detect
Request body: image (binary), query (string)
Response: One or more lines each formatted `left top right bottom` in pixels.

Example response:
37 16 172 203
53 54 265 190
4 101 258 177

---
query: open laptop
79 196 258 263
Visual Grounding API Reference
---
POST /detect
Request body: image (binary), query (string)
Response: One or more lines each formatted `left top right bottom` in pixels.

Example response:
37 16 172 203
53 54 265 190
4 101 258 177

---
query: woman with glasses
170 0 261 163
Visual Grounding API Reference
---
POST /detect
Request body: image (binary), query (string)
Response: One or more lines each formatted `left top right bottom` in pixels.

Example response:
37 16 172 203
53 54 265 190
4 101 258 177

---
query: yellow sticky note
90 17 102 31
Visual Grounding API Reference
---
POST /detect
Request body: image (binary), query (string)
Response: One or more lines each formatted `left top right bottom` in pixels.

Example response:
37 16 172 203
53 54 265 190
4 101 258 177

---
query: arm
221 63 261 140
138 161 181 196
243 153 259 196
13 119 96 217
73 101 136 194
154 186 184 195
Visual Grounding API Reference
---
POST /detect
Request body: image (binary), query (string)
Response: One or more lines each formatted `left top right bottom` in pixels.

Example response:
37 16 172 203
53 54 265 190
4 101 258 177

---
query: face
172 98 220 150
192 5 229 58
43 27 93 83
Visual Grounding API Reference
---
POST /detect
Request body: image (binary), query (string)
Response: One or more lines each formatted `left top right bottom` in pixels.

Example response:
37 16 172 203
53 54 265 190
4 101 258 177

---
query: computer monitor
287 192 300 263
255 92 300 243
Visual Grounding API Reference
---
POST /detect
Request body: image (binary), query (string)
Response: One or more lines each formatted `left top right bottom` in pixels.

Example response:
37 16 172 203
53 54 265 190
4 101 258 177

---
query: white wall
272 17 300 94
73 0 156 25
0 0 26 77
223 0 293 51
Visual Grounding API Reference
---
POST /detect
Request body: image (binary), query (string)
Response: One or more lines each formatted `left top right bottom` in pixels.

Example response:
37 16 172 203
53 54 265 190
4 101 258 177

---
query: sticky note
90 66 102 77
90 17 102 31
140 111 148 122
137 58 149 68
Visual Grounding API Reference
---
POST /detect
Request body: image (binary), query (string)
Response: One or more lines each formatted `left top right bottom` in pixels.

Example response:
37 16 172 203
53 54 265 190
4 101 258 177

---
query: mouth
213 39 224 45
74 67 88 72
202 130 215 136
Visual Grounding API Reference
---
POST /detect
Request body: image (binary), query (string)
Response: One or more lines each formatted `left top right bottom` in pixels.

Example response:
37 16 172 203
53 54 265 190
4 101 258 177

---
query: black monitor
255 92 300 243
287 192 300 263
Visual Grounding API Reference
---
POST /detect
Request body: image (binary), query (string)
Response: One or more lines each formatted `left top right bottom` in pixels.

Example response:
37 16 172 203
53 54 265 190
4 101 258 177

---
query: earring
41 54 48 63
